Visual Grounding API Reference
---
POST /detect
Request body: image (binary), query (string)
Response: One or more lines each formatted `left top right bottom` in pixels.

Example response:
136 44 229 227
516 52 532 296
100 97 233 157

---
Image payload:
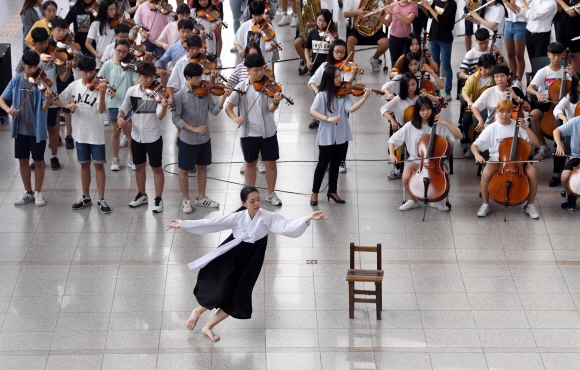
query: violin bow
312 22 332 66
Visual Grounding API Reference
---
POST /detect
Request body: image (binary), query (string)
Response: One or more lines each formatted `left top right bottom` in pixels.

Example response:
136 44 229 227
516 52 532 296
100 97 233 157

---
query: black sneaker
59 135 62 144
298 65 309 76
309 119 319 129
152 197 163 213
72 195 92 210
97 198 111 214
65 135 74 150
50 157 61 170
30 162 35 170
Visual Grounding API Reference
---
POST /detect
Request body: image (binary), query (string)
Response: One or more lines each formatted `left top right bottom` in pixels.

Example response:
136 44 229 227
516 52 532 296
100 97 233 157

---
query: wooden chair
346 243 384 320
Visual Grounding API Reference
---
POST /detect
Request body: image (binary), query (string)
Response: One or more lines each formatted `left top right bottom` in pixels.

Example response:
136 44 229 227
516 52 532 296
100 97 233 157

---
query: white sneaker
477 204 490 217
278 15 290 26
129 192 148 208
533 145 551 160
258 161 266 174
290 15 297 27
216 58 222 69
120 135 128 148
14 191 35 205
388 168 402 180
195 197 220 208
369 57 380 73
339 161 347 173
240 162 245 174
429 201 450 212
399 200 419 211
104 117 110 126
182 200 193 214
266 192 282 206
524 204 540 219
512 80 522 90
111 157 121 171
127 158 135 171
152 197 163 213
34 192 45 207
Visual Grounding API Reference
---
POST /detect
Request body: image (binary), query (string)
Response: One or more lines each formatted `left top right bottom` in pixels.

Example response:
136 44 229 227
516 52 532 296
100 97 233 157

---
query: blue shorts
504 21 527 42
108 107 133 124
76 143 106 164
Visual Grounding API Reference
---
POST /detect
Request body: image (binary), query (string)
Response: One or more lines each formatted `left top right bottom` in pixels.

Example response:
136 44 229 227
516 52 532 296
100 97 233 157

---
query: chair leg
375 282 382 320
348 282 354 319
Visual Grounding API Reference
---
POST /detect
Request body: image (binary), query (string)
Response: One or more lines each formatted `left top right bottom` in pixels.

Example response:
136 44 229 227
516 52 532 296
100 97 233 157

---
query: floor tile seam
2 259 578 266
3 346 580 357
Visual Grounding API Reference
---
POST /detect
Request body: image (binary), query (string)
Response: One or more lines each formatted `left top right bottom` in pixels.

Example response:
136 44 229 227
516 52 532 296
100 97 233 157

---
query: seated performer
553 70 580 209
388 96 462 211
471 100 540 219
342 0 389 72
458 28 492 81
471 64 530 131
460 54 496 146
389 33 438 79
382 52 443 101
380 72 421 180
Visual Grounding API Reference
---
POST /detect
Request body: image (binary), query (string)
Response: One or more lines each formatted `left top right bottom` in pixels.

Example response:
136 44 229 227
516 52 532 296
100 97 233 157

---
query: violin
145 81 175 111
147 0 174 15
252 20 283 51
334 59 364 75
86 75 109 91
84 0 99 18
190 19 212 39
29 71 54 94
406 96 450 220
192 81 244 97
56 41 80 59
189 54 228 82
40 46 68 67
540 48 572 140
197 8 228 28
336 82 383 97
128 39 147 58
319 30 337 43
490 31 504 64
252 76 294 105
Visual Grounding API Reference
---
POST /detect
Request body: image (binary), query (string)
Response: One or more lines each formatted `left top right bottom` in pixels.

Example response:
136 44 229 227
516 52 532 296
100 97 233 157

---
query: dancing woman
165 186 328 341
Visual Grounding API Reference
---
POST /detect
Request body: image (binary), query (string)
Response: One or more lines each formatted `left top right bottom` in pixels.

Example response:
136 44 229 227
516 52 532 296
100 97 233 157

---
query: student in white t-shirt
100 23 131 65
85 0 117 69
459 28 491 80
471 100 540 218
389 96 462 212
54 57 111 214
526 42 571 160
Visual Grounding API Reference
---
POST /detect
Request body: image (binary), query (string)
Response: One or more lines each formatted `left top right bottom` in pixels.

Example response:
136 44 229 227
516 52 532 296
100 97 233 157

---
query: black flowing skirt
193 233 268 319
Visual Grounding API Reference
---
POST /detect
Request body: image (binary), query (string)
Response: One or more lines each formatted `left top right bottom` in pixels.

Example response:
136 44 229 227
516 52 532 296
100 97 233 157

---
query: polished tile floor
0 1 579 369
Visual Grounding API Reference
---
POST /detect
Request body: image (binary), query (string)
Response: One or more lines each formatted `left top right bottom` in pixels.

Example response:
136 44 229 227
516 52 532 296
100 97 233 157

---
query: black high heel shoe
327 193 345 204
310 194 318 206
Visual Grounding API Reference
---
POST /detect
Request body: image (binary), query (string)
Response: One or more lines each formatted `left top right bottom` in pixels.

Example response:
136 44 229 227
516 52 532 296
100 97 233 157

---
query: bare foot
186 308 202 330
201 326 220 342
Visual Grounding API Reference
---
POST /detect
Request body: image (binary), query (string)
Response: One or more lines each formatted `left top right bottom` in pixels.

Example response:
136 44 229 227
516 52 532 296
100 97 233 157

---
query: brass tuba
297 0 321 42
353 0 384 37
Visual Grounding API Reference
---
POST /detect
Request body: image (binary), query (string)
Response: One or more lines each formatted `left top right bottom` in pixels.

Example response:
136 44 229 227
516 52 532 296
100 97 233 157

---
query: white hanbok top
180 209 310 269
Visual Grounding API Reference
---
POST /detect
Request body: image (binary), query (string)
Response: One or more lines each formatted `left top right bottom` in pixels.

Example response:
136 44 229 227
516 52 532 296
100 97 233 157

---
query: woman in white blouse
166 186 327 342
522 0 557 60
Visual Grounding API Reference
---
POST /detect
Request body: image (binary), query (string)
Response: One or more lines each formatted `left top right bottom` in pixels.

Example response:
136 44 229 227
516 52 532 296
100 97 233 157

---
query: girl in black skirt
166 186 327 341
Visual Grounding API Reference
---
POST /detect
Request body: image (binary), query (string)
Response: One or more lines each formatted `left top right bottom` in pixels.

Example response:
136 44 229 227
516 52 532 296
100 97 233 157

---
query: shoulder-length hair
399 72 418 101
411 96 435 130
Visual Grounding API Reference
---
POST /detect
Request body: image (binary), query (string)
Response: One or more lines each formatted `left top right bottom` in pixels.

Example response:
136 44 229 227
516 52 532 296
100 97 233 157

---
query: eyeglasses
334 50 346 54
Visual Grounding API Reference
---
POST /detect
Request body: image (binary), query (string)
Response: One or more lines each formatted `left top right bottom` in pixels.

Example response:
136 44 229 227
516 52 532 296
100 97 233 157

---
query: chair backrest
350 242 382 270
530 57 551 80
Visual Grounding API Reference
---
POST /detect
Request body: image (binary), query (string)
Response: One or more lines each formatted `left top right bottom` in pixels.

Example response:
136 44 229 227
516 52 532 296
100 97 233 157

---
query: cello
418 31 435 95
406 96 451 221
487 102 533 221
539 48 571 140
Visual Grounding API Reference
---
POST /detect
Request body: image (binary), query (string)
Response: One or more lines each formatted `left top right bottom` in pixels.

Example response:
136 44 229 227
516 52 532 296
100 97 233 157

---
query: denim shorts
108 107 133 124
76 143 106 164
504 21 527 41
